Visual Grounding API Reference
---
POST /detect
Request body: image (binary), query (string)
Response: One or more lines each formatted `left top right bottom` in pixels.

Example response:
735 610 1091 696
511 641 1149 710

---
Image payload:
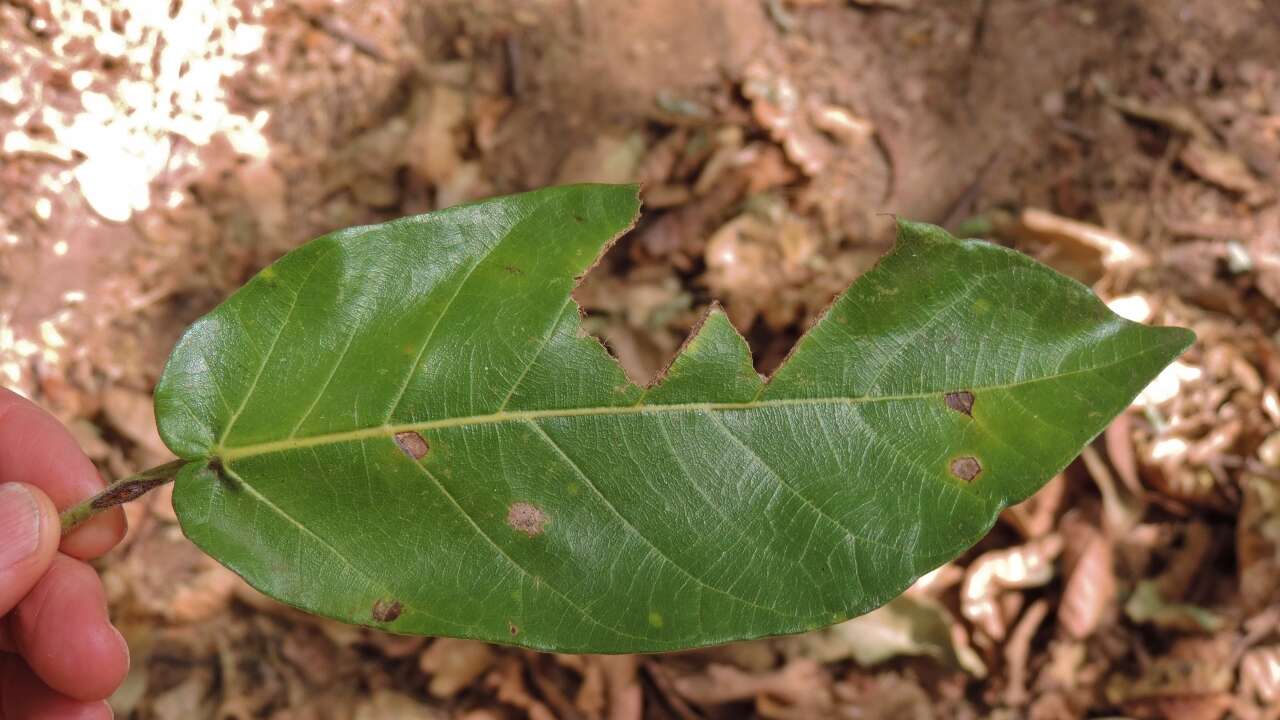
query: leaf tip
894 219 952 247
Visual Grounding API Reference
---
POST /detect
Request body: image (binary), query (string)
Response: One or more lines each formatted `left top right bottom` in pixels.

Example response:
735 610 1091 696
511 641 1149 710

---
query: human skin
0 388 129 719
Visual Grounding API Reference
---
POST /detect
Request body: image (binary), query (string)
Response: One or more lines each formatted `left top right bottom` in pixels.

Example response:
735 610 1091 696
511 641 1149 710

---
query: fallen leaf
353 691 446 720
418 638 496 698
962 535 1063 640
779 595 986 676
1124 580 1223 632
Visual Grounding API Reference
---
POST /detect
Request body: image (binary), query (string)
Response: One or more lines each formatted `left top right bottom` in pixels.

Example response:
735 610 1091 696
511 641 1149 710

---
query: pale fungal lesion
506 502 548 537
950 456 982 482
394 430 430 459
371 598 403 622
944 390 975 416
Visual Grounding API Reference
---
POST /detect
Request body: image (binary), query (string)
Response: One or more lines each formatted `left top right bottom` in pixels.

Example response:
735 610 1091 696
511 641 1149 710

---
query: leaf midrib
214 344 1168 462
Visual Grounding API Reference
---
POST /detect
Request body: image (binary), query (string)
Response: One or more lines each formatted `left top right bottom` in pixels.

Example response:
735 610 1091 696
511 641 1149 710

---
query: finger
0 389 126 559
0 483 59 616
1 656 114 720
10 554 129 702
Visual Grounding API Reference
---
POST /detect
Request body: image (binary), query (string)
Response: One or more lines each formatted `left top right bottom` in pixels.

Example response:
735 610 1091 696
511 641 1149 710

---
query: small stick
59 458 187 535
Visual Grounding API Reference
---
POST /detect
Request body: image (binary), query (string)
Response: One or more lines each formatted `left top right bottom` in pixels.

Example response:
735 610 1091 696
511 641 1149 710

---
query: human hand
1 388 130 719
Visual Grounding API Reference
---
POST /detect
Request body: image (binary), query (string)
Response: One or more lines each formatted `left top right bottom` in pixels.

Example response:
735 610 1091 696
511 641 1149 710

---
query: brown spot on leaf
372 598 402 622
951 456 982 482
573 214 585 223
507 502 548 537
394 431 429 460
90 477 169 509
508 622 519 636
945 390 975 417
503 264 524 276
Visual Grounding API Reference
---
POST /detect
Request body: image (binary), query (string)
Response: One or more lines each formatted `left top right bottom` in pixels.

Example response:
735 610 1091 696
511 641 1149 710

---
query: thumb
0 483 60 616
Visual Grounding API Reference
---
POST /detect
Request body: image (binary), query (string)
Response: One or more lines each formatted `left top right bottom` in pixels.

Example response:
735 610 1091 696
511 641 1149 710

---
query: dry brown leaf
1180 139 1270 202
1057 531 1115 640
1239 474 1280 611
1124 580 1224 633
487 656 557 720
406 85 466 186
699 641 778 672
279 625 342 687
1159 521 1214 600
641 660 703 720
1259 432 1280 469
1105 414 1144 496
556 131 647 186
147 663 219 720
1081 445 1145 535
418 638 496 699
118 525 240 623
1240 646 1280 705
741 62 834 176
673 659 832 710
1018 207 1150 273
833 674 935 720
1106 637 1234 720
575 656 607 717
1001 473 1066 539
779 594 986 676
1003 599 1050 707
599 655 643 720
1253 208 1280 308
102 384 173 461
352 691 446 720
962 534 1062 639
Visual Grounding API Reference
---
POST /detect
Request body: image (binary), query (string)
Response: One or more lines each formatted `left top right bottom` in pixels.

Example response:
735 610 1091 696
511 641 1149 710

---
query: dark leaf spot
90 477 169 509
372 598 402 622
944 390 975 417
508 622 519 636
573 214 585 223
950 456 982 482
503 264 524 275
507 502 548 537
394 431 429 460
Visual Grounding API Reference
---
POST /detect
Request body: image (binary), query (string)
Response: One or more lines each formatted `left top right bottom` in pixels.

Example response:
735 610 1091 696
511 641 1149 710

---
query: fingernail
0 483 42 569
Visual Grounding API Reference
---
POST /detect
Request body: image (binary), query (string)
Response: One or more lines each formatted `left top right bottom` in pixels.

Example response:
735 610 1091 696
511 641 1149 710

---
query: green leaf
155 184 1192 653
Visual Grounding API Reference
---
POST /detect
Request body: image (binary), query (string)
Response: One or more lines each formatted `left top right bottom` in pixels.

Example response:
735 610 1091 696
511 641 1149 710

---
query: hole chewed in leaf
394 431 429 460
372 598 402 622
507 502 548 537
944 390 975 417
950 456 982 482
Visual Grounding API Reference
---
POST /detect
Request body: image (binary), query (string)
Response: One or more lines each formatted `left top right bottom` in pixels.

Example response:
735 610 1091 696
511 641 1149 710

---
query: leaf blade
157 185 1192 652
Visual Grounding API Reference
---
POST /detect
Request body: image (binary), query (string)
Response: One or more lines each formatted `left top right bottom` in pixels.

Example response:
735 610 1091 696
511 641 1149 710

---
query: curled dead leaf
1018 207 1150 274
1239 474 1280 611
779 595 986 677
962 534 1062 640
1124 580 1223 633
1180 139 1270 203
1057 530 1115 640
487 657 557 720
1106 637 1233 720
673 659 832 712
1003 599 1050 707
1240 646 1280 705
418 638 495 698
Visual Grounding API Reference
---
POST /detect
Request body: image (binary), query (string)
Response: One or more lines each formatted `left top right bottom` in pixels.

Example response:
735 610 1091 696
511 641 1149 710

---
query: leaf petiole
59 458 187 536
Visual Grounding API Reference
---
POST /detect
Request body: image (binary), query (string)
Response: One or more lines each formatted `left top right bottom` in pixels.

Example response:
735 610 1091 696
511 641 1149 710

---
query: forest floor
2 1 1280 718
